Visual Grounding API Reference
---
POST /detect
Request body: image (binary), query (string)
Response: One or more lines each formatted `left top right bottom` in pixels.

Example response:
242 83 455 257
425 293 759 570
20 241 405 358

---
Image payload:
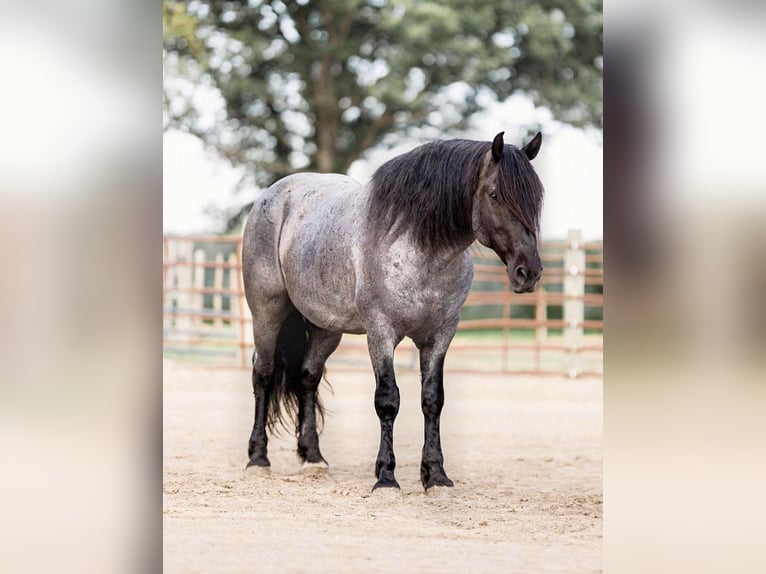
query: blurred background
162 0 603 238
605 2 766 572
0 0 763 572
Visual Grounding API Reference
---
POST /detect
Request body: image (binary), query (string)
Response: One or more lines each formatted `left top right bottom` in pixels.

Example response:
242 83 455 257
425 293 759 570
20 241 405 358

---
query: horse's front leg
417 319 459 490
366 326 401 491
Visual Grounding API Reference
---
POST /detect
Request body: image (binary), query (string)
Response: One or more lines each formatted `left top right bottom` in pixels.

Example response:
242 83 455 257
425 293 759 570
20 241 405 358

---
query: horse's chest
379 263 473 328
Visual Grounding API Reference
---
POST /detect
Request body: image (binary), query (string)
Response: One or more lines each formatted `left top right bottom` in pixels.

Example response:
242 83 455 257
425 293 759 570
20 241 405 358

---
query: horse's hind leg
297 325 342 466
247 297 291 469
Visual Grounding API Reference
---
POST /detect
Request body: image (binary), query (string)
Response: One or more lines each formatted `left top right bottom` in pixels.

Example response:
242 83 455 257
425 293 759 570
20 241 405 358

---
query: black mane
367 138 544 252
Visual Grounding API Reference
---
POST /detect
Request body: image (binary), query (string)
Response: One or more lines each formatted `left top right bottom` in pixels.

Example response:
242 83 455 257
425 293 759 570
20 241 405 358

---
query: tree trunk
315 110 337 173
312 4 341 173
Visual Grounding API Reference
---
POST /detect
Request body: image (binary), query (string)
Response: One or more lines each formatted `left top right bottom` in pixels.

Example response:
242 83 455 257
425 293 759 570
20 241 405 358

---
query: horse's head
473 131 545 293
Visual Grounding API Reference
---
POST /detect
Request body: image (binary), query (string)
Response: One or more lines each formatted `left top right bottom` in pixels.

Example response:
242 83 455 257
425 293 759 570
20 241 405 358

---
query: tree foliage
164 0 602 228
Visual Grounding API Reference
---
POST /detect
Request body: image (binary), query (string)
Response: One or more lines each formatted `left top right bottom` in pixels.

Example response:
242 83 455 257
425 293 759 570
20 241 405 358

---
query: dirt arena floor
163 358 602 573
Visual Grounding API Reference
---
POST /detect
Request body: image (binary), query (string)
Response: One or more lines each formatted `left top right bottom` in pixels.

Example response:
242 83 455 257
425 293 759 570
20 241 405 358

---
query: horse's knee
375 384 400 420
421 385 444 419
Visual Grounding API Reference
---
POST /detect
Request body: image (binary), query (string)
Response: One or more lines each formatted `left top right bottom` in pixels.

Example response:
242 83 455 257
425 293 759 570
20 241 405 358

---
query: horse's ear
491 132 505 163
522 132 542 160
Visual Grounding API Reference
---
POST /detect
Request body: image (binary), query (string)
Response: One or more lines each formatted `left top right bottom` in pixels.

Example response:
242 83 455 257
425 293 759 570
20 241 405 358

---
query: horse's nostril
514 265 528 282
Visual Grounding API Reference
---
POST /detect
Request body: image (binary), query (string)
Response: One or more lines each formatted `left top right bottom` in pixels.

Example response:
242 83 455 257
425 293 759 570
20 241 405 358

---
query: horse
241 131 545 492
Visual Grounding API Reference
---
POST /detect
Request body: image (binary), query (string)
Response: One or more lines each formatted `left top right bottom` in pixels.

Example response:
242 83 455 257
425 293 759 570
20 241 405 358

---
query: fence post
502 279 511 372
535 278 547 371
564 229 585 378
163 237 170 330
175 240 194 339
233 241 250 369
193 249 206 327
213 252 224 328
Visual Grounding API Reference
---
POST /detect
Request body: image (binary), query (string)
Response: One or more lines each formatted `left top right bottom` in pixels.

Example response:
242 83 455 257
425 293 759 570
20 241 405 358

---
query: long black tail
265 308 325 435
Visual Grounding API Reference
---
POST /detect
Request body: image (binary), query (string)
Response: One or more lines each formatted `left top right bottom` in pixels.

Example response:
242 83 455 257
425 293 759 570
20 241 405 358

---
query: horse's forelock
495 146 545 235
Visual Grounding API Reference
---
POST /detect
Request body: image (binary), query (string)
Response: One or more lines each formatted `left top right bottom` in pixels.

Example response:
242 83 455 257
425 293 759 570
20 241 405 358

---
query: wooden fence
163 230 603 378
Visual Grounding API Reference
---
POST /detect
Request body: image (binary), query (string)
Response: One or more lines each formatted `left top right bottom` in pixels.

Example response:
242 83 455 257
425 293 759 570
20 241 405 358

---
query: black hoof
301 461 329 475
245 455 270 469
423 475 454 490
298 446 327 466
372 470 400 491
421 464 454 490
305 454 328 466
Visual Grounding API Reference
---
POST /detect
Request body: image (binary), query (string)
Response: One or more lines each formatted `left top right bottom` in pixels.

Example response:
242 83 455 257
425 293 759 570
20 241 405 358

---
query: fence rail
163 230 603 378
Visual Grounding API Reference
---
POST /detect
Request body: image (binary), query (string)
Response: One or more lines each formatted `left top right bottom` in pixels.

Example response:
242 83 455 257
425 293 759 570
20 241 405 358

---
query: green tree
164 0 602 229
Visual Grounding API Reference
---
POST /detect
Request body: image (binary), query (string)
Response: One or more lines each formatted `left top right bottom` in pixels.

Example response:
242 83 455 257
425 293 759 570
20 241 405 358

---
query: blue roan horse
242 131 545 491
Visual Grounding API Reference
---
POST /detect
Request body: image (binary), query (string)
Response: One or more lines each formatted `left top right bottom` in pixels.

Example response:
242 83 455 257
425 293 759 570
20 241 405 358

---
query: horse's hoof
372 475 400 492
371 483 402 496
245 458 271 476
301 461 329 475
422 471 454 491
425 484 453 498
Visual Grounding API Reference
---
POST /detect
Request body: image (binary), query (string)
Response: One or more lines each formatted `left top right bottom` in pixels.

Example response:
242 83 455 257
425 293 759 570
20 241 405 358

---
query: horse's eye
489 192 498 201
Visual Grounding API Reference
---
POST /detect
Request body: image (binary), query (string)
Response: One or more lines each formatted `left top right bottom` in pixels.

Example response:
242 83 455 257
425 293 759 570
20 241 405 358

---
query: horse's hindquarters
276 175 367 334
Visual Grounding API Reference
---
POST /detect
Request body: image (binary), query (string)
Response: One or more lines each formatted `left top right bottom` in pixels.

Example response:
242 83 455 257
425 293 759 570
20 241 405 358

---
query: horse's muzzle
510 263 542 293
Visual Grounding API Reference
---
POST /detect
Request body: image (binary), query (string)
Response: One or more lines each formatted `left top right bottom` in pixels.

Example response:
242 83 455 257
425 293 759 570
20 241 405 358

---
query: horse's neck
431 239 476 266
393 232 475 272
362 185 477 264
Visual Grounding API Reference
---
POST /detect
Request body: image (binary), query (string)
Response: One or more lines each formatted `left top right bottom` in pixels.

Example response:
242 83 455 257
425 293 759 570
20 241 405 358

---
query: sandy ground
163 359 602 573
